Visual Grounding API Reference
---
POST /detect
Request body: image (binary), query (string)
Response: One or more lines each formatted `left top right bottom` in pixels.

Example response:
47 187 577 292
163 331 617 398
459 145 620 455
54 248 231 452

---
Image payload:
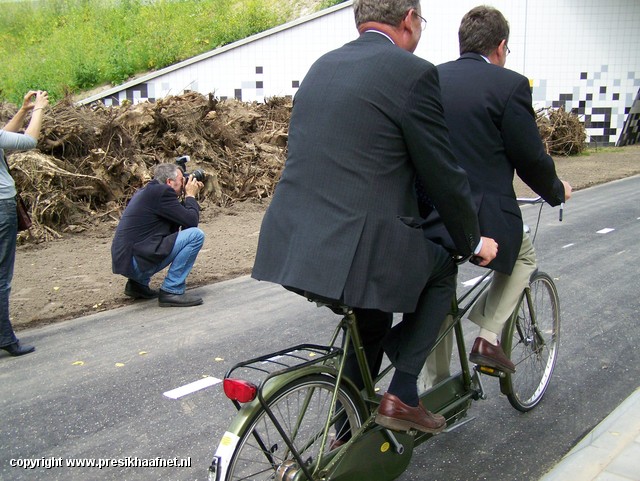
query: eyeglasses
413 11 427 31
505 44 511 56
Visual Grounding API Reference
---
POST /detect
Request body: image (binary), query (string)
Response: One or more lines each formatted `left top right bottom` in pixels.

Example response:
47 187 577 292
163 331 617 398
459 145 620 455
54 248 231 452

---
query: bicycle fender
210 365 344 481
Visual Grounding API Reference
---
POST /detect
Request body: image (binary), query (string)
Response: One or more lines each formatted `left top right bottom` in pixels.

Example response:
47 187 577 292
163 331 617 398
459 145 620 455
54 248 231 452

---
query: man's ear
402 9 416 33
500 39 510 66
487 39 507 66
394 8 418 50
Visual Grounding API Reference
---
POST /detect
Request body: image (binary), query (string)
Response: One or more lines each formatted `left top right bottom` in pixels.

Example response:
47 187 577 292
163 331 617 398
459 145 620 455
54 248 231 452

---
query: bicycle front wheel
225 374 365 481
501 271 560 412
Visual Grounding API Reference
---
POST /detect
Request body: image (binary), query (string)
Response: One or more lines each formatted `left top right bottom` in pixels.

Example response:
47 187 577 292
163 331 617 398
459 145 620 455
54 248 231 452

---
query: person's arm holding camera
3 91 49 140
158 172 202 229
177 175 203 228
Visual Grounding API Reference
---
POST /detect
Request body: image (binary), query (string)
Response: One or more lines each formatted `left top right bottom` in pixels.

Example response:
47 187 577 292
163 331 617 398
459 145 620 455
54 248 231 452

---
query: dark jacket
111 180 199 277
252 32 480 313
422 53 565 274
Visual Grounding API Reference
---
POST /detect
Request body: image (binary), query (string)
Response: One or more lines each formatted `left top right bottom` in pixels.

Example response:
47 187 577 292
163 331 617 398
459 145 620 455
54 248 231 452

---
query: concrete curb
540 387 640 481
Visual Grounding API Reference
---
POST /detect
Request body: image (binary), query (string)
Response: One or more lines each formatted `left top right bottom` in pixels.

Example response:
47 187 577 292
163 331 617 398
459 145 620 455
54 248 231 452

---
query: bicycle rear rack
224 343 342 410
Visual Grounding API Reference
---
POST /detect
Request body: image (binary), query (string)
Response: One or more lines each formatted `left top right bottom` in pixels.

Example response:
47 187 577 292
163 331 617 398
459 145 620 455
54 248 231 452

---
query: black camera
175 155 205 182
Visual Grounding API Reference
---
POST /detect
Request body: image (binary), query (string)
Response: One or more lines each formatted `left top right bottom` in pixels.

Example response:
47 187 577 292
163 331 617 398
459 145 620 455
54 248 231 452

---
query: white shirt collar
364 29 395 45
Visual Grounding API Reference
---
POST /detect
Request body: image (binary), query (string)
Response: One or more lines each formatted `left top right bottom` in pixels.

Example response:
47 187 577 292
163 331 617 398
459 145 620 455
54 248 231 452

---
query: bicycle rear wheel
225 374 365 481
501 271 560 412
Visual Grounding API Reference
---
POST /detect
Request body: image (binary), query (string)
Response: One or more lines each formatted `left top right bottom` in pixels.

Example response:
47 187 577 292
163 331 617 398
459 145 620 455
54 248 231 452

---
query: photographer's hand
3 90 49 138
25 91 49 139
184 175 203 198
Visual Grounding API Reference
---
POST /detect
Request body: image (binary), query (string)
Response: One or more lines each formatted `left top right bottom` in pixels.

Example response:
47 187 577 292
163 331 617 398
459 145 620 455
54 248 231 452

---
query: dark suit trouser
344 240 457 388
335 242 456 441
383 240 457 376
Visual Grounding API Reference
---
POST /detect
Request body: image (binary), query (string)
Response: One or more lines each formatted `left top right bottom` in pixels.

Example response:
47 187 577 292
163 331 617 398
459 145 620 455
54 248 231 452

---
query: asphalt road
1 176 638 481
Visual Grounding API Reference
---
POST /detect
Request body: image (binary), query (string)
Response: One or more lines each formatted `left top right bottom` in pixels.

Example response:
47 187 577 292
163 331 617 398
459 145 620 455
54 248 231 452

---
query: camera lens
191 170 205 182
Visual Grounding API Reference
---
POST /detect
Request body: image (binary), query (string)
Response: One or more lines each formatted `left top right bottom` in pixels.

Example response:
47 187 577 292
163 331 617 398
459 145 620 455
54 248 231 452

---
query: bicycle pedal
475 365 506 378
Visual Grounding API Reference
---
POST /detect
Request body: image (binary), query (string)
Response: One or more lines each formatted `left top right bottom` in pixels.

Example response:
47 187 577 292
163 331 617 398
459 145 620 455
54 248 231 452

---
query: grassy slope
0 0 334 105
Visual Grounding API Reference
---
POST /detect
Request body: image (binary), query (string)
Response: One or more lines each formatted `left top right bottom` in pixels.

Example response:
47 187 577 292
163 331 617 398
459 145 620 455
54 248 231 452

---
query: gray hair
458 5 510 56
353 0 421 28
153 163 181 183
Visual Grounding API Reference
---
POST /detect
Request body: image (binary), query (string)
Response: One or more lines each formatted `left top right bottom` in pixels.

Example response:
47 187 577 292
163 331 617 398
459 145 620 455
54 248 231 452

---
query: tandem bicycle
208 197 561 481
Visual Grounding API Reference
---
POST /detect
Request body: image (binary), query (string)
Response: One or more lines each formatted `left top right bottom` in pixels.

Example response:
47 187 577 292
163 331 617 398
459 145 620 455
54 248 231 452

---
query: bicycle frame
210 273 494 481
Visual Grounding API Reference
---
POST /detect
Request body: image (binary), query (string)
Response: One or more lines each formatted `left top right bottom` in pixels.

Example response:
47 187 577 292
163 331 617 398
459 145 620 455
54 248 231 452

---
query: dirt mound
2 93 290 242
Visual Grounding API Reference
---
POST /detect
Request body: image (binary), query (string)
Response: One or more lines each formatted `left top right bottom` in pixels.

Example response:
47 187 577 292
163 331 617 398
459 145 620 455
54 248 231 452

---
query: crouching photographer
111 162 205 307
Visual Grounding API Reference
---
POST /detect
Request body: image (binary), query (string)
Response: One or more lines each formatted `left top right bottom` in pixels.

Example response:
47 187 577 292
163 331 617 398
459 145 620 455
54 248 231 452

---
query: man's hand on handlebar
472 236 498 267
561 180 572 201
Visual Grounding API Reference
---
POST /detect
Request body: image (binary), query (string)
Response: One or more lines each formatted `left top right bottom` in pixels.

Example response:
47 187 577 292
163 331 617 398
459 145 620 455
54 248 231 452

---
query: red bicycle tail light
223 378 258 403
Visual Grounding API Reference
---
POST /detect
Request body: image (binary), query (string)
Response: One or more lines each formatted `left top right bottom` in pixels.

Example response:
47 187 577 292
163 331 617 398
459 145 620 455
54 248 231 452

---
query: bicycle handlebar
517 196 563 222
457 195 563 265
516 196 543 205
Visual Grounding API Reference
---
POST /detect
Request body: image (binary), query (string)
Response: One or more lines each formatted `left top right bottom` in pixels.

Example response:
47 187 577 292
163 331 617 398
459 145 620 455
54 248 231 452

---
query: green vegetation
0 0 344 105
579 146 625 156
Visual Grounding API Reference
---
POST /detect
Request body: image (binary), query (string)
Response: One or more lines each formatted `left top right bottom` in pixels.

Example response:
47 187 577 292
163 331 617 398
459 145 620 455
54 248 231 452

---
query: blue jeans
0 197 18 347
130 227 204 295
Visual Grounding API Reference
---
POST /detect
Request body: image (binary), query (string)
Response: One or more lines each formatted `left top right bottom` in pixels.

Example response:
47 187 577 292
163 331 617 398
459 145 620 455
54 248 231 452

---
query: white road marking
562 243 575 248
597 228 615 234
163 376 221 399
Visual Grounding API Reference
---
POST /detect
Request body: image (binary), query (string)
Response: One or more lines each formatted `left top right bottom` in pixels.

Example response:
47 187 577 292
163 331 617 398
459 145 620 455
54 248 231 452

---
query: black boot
158 289 203 307
124 280 159 299
1 341 35 357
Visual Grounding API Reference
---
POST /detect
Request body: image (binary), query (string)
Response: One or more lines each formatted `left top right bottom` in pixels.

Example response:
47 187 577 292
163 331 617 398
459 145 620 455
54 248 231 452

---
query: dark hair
353 0 421 28
458 5 509 56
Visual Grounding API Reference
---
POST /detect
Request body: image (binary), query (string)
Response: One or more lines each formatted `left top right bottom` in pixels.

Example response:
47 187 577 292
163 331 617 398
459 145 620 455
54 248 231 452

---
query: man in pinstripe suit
252 0 497 433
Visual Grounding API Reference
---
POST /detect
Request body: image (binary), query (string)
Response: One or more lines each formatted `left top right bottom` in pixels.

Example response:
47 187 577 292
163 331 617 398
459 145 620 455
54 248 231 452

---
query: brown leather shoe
375 392 446 434
469 337 515 373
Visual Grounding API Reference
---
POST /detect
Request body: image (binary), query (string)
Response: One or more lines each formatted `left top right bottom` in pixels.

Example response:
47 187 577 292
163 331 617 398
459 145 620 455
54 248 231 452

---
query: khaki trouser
418 232 537 390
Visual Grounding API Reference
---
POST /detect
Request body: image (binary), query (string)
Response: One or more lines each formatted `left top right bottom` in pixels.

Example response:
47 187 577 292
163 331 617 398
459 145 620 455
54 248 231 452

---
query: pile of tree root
536 107 586 156
2 93 586 243
2 92 290 242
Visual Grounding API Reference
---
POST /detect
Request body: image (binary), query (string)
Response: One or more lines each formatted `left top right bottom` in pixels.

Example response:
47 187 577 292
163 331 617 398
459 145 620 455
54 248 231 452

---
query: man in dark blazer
111 163 205 307
252 0 497 434
421 6 572 381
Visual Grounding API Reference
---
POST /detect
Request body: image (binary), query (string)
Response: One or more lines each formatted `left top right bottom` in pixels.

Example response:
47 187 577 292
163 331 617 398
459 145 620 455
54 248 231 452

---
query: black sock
388 370 419 407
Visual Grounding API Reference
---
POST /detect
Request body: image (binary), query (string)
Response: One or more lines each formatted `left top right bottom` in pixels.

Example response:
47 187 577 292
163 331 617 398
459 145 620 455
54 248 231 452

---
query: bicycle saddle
284 286 351 315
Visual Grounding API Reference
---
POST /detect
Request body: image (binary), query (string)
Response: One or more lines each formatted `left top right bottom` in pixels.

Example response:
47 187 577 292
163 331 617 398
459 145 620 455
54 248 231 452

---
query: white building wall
82 0 640 146
417 0 640 145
